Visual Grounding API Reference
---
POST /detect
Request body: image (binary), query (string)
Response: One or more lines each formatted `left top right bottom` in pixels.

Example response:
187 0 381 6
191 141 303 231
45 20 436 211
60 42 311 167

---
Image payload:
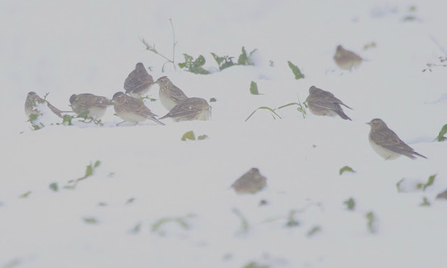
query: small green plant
211 53 236 71
232 208 249 234
181 131 208 141
288 61 305 80
49 182 59 192
365 211 377 233
344 198 356 210
209 98 217 102
420 197 430 207
64 160 101 189
307 225 322 237
435 124 447 142
19 191 32 199
83 217 98 225
363 42 377 50
339 166 355 175
237 46 257 66
416 174 436 191
151 214 196 235
249 81 262 95
423 57 447 72
285 210 299 227
245 98 307 122
129 222 142 234
141 19 177 72
178 54 210 74
125 197 136 205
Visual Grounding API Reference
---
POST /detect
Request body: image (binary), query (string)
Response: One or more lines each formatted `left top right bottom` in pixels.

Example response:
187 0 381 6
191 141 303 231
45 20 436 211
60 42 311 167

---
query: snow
1 0 447 267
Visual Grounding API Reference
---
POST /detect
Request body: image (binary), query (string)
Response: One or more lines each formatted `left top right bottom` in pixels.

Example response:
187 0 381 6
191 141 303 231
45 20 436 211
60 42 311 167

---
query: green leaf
287 61 305 80
249 81 261 95
151 214 196 233
83 217 98 224
237 47 257 66
94 160 101 168
49 182 58 192
97 202 108 207
344 198 356 210
211 53 236 71
126 197 136 204
286 210 299 227
422 174 436 191
130 222 142 234
365 211 377 233
181 131 196 141
420 197 430 207
436 124 447 142
19 191 32 199
339 166 355 175
209 98 217 103
178 54 210 75
85 165 93 177
307 225 322 237
232 208 250 234
198 134 208 140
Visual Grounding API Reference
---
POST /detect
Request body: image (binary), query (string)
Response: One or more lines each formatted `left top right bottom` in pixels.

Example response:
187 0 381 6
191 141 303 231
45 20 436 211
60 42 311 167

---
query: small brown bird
159 97 211 122
305 86 353 120
112 92 164 126
333 45 364 71
69 93 113 119
231 168 267 194
367 118 427 160
25 91 65 118
155 76 188 111
124 62 154 98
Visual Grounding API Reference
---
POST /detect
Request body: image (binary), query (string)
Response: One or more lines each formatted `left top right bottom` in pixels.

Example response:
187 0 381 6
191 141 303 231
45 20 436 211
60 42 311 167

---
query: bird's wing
370 129 416 158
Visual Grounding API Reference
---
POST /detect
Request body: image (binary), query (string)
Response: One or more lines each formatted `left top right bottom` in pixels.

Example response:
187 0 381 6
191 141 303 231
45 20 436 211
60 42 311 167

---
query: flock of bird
24 45 427 167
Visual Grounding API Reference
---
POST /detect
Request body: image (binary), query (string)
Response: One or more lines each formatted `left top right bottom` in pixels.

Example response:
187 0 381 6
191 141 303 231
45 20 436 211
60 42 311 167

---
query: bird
159 97 211 122
112 92 164 126
25 91 66 118
69 93 113 119
305 86 353 120
124 62 154 98
231 168 267 194
155 76 188 111
333 45 365 71
367 118 427 160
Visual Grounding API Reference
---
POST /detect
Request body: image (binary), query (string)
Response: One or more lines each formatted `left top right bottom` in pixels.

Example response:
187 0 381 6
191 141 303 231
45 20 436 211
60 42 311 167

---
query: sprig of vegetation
181 131 208 141
232 208 249 234
64 160 101 189
339 166 356 175
151 214 196 235
288 61 305 80
83 217 99 225
178 54 210 74
307 225 322 237
249 81 262 95
423 57 447 72
420 197 430 207
285 210 300 227
344 198 356 210
365 211 377 233
245 98 307 122
435 124 447 142
140 19 177 72
416 174 436 191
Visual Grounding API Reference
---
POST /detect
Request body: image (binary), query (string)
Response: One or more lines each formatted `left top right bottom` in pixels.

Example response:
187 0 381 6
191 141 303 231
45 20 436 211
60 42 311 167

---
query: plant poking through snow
151 214 196 236
288 61 305 80
141 19 177 72
416 174 436 191
64 160 101 189
232 208 249 235
423 57 447 72
435 124 447 142
245 98 307 122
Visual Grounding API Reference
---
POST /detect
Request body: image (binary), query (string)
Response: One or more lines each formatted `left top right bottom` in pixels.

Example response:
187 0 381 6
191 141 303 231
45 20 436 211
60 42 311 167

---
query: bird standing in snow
112 92 164 126
367 118 427 160
69 93 113 120
333 45 365 71
155 76 188 111
159 97 211 122
305 86 353 120
124 62 154 98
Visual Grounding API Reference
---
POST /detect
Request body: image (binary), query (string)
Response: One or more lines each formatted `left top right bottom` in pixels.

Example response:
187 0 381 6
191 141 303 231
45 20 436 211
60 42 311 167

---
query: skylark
367 118 427 160
305 86 353 120
25 91 65 118
155 76 188 111
159 97 211 122
333 45 364 71
231 168 267 194
124 62 154 98
69 93 113 119
112 92 164 126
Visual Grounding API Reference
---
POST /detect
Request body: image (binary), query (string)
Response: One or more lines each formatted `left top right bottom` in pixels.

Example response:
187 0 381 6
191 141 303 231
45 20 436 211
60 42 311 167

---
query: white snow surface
1 0 447 267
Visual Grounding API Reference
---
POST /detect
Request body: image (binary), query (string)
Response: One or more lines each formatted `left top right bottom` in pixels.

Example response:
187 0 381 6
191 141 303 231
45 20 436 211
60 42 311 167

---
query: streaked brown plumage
112 92 164 125
333 45 364 71
155 76 188 111
25 91 65 118
124 62 154 98
69 93 112 119
305 86 352 120
367 118 427 160
231 168 267 194
159 97 211 122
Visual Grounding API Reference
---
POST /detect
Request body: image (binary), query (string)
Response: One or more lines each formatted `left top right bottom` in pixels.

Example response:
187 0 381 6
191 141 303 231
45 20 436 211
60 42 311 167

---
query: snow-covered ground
1 0 447 267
